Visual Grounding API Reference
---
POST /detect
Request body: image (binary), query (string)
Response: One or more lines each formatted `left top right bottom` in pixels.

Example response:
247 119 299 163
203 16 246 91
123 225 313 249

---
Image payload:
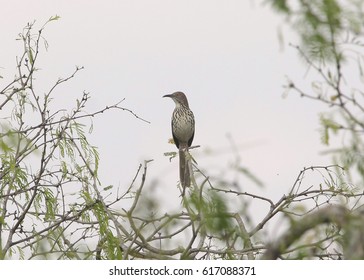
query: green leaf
49 15 61 22
27 48 34 66
319 114 341 145
103 185 113 191
205 192 233 235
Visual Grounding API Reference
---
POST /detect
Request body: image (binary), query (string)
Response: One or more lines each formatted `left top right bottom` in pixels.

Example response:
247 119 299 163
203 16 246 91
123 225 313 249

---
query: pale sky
0 0 332 229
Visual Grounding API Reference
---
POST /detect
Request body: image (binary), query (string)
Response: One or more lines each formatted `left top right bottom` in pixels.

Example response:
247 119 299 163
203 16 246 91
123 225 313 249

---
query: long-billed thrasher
163 91 195 195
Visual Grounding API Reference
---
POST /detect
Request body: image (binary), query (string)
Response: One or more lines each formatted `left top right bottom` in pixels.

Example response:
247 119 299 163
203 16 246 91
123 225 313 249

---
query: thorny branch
2 15 364 260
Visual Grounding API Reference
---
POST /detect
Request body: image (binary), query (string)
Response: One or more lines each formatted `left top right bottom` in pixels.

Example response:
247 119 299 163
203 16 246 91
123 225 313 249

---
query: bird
163 91 195 195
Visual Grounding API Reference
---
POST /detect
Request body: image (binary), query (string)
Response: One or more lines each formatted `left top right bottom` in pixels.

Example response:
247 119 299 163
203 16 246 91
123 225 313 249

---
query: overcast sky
0 1 332 225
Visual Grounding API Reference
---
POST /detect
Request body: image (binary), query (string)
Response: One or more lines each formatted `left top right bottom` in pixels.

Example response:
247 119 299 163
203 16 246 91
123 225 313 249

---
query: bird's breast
171 108 195 143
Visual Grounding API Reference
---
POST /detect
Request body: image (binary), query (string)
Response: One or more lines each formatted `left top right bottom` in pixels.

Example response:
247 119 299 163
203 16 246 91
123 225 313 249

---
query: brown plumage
163 91 195 195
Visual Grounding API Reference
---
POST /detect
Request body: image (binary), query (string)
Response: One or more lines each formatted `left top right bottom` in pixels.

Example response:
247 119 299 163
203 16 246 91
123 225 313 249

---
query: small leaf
49 15 61 22
319 114 341 145
28 49 34 66
103 185 113 191
330 95 339 101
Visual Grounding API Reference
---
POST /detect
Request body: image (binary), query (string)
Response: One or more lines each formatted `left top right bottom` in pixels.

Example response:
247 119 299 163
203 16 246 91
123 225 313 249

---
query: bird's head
163 91 189 108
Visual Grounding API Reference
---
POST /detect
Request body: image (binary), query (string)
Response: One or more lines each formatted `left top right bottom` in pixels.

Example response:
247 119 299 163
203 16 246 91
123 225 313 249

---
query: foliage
264 0 364 258
0 18 146 259
273 0 364 186
1 5 364 259
268 0 364 62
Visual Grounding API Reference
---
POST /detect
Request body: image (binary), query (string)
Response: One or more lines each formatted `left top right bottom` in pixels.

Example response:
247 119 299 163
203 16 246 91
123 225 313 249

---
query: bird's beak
163 94 172 98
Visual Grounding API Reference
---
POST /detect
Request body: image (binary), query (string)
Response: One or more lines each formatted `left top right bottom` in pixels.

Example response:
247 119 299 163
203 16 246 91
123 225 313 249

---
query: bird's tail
179 149 190 196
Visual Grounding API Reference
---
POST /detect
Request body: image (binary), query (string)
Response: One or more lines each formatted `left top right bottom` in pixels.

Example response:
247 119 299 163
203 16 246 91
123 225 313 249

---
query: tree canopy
1 1 364 259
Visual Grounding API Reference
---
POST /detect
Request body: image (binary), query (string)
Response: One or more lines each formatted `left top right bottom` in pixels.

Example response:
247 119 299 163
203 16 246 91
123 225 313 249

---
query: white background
0 0 334 240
